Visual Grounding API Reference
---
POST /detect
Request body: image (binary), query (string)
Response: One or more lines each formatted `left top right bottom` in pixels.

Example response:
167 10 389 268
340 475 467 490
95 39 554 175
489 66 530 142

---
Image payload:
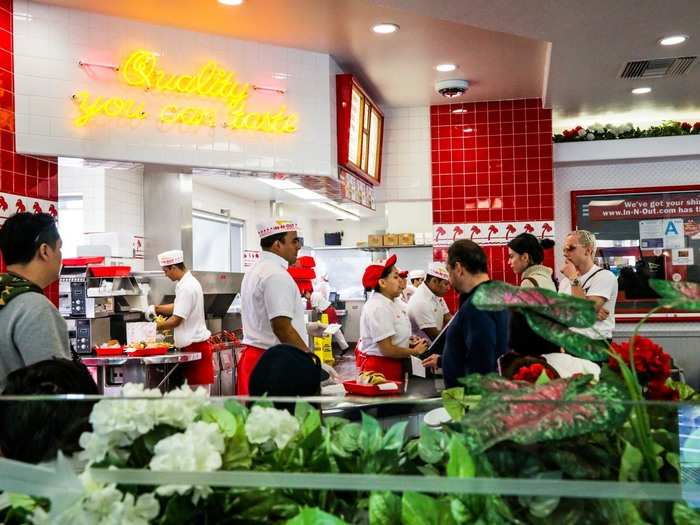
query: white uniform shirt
403 284 417 303
316 280 331 302
241 251 308 349
407 282 450 340
173 271 211 348
559 264 618 339
360 292 411 357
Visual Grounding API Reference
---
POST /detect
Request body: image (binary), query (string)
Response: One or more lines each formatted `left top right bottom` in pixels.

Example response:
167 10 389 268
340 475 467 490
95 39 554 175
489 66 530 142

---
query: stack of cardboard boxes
366 233 424 247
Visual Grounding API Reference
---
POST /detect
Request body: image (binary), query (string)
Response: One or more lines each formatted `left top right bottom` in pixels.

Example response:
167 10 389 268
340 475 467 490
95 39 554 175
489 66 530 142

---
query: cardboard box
368 234 383 247
414 233 426 245
383 234 398 246
398 233 415 246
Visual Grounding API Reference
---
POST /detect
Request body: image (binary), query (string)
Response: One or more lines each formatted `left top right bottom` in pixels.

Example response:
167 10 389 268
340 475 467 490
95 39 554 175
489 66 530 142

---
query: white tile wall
379 107 432 203
13 1 336 177
58 165 106 232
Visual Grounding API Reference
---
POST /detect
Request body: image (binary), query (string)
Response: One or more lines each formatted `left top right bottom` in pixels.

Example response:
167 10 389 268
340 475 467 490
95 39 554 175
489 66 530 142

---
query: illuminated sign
73 50 298 133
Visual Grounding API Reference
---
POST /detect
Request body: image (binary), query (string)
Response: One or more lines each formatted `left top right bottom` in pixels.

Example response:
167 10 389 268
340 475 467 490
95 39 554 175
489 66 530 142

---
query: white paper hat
427 262 449 281
408 269 426 280
157 249 184 266
256 218 300 239
310 291 331 312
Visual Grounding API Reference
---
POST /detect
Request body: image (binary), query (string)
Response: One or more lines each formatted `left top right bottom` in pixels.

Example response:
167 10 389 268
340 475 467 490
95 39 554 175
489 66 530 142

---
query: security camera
435 79 469 98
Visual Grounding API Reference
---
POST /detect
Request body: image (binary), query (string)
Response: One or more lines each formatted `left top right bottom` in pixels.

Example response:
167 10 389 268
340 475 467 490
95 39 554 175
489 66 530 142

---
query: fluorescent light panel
286 188 328 201
258 178 302 190
312 202 360 221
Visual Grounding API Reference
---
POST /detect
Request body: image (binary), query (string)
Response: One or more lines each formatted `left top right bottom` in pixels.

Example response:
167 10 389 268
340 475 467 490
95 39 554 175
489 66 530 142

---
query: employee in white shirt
403 269 425 302
407 262 452 342
357 255 428 382
148 249 213 388
559 230 618 343
315 272 331 302
237 219 326 395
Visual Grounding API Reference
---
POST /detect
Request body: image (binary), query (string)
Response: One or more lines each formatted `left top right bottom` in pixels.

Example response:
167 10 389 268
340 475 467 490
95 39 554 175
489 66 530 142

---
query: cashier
237 219 327 396
403 270 425 302
147 250 213 387
357 255 428 382
407 262 452 342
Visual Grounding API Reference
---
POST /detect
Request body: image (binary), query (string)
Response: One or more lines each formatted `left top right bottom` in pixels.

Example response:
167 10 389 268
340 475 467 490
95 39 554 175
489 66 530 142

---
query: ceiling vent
619 56 697 79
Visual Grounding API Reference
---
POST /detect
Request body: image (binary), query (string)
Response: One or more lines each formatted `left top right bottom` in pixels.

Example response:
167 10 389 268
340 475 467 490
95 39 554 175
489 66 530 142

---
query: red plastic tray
95 346 124 356
89 265 131 278
342 380 403 397
126 346 171 357
63 256 105 267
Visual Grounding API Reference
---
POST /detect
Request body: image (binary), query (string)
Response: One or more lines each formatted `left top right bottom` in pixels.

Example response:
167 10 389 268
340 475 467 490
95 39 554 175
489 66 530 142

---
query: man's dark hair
260 231 288 249
447 239 488 275
0 212 61 265
165 262 186 271
0 358 98 463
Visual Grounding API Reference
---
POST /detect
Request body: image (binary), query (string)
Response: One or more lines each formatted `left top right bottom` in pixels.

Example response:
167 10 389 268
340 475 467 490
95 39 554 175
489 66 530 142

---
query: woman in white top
357 255 428 382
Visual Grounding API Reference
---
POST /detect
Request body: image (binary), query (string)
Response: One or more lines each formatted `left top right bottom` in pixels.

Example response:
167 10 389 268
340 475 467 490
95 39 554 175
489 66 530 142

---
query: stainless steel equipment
66 318 111 354
342 299 364 343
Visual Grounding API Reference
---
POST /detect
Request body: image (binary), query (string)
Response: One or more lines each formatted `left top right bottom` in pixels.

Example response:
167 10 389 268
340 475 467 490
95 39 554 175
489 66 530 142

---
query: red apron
182 339 214 385
356 350 405 383
236 345 265 395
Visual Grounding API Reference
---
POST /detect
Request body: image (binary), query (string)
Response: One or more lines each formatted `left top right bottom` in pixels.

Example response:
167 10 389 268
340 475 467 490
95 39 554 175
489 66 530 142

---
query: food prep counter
82 352 202 395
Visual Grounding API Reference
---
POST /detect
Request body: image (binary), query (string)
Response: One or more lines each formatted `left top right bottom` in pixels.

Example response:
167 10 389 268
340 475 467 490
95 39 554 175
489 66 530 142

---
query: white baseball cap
157 249 184 266
408 269 426 280
256 218 300 239
427 262 449 281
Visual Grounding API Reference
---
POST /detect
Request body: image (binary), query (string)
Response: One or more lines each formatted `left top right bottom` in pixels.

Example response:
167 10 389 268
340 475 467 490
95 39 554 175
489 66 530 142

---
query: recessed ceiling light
436 63 457 72
463 128 473 133
658 34 688 46
372 23 399 34
631 87 652 95
218 0 243 5
452 108 467 114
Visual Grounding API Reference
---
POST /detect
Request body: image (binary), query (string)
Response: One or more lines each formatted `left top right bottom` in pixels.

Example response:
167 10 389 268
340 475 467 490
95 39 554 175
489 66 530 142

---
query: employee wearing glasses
0 213 70 390
559 230 618 344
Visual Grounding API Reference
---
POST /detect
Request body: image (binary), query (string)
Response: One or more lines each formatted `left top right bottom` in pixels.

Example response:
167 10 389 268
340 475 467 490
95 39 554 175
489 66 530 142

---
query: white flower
577 128 587 137
149 421 225 502
589 123 605 133
244 406 300 449
586 133 595 140
79 383 208 464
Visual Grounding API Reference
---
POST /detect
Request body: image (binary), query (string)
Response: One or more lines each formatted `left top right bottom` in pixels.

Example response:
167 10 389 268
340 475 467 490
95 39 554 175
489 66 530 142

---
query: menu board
573 185 700 320
336 74 384 185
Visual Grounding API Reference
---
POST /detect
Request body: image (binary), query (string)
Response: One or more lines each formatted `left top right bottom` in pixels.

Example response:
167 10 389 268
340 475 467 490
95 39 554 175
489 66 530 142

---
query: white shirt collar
262 250 289 269
579 264 601 281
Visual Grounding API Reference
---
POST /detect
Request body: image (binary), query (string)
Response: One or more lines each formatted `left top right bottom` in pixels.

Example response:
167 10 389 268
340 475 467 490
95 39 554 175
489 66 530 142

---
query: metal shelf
310 245 433 251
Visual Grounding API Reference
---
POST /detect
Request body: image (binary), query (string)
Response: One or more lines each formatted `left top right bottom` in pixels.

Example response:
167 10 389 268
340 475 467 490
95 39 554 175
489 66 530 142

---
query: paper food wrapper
126 322 157 344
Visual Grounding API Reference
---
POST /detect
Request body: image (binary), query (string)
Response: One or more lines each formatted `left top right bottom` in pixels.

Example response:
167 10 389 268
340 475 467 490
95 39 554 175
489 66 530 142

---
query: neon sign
73 49 298 133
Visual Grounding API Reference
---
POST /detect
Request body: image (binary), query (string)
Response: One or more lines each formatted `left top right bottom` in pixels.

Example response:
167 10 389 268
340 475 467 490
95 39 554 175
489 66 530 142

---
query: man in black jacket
436 239 509 388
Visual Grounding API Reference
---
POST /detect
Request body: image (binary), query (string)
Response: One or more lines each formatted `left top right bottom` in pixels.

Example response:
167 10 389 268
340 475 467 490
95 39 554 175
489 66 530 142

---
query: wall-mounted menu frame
572 184 700 322
336 74 384 186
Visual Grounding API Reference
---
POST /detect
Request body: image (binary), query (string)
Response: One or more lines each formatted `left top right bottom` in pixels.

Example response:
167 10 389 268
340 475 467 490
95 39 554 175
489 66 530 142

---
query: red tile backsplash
431 98 554 290
0 1 59 304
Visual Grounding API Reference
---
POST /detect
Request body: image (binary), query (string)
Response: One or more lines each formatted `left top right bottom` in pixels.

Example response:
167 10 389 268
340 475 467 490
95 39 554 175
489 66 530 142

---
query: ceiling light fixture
218 0 244 5
311 202 360 221
372 23 399 34
452 108 467 114
436 63 457 72
631 87 652 95
658 34 688 46
286 188 328 201
258 178 302 190
463 128 473 133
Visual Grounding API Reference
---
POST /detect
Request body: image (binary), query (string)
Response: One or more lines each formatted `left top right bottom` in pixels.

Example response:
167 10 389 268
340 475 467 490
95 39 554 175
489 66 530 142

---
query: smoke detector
435 79 469 98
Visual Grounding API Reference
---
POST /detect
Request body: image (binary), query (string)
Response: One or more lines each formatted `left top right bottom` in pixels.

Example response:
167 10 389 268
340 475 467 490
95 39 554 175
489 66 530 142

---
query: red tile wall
0 0 59 303
430 98 554 310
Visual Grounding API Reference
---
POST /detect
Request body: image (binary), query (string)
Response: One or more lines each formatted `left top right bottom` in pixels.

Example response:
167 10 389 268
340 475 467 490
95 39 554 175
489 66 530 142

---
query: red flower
646 379 679 401
609 336 672 382
513 363 556 383
681 122 692 132
693 122 700 130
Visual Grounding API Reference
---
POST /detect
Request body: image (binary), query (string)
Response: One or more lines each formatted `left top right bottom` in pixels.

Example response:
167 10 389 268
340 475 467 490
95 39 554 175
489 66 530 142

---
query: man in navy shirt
425 239 508 388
